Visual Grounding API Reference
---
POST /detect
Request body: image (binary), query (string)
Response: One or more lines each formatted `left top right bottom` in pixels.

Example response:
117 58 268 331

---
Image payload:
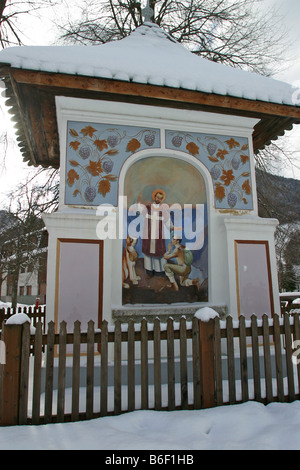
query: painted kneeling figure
163 237 199 291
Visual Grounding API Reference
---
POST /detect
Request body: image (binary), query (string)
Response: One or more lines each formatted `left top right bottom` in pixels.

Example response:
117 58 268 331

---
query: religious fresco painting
122 156 208 305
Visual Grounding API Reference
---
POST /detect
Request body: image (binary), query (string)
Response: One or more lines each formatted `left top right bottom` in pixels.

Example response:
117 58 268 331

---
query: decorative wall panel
166 130 253 210
65 121 253 211
65 121 161 206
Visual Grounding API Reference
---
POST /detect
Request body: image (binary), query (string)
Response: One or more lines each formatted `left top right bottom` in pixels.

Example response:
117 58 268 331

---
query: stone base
112 304 227 323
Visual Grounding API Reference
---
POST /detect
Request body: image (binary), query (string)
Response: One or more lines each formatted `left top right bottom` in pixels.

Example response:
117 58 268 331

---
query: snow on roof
0 22 298 107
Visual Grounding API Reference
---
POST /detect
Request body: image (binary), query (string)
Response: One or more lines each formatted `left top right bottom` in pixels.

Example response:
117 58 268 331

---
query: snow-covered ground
2 302 300 450
0 401 300 450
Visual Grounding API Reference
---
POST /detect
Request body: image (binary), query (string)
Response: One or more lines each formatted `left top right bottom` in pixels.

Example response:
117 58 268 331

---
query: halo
152 188 166 202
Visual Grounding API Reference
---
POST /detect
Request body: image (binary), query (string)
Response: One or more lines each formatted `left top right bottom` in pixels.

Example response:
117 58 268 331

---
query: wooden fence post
0 323 24 426
199 319 216 409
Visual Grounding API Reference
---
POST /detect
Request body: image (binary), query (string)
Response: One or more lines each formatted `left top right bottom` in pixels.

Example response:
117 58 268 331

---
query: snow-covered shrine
1 17 300 331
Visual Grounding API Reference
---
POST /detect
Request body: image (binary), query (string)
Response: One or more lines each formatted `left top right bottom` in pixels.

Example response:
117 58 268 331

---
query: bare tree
0 174 58 308
0 0 59 48
276 224 300 292
0 0 62 180
59 0 290 76
58 2 299 184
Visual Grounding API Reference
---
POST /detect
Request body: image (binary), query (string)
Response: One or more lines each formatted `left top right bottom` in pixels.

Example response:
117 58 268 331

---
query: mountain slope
256 170 300 224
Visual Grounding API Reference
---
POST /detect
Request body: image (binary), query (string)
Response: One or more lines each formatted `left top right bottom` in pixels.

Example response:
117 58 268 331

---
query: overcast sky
0 0 300 202
267 0 300 83
263 0 300 180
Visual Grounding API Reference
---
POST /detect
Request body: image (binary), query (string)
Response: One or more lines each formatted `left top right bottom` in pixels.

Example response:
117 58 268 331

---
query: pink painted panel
57 241 100 330
236 242 273 319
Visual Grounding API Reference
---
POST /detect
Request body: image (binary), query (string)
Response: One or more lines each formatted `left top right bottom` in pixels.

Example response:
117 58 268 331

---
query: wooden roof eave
1 66 300 168
1 67 38 167
9 67 300 119
253 116 297 152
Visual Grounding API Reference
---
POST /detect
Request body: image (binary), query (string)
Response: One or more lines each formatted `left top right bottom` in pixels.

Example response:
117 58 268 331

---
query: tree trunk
11 270 19 311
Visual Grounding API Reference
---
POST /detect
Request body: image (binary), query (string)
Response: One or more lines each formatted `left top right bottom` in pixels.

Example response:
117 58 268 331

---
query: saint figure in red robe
140 189 172 276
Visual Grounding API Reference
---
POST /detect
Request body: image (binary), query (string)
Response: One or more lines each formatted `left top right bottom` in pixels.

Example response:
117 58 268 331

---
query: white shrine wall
43 97 280 330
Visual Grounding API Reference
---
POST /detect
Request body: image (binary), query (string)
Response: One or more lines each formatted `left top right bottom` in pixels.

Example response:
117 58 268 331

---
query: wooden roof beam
8 68 300 121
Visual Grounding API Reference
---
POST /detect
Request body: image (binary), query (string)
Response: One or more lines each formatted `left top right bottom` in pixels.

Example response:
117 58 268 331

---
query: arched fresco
122 156 208 305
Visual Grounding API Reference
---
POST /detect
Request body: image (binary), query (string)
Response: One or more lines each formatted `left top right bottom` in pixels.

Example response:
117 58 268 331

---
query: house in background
0 227 48 306
0 16 300 330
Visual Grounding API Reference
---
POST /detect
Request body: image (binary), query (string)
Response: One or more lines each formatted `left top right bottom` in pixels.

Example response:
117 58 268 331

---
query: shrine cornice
1 66 300 168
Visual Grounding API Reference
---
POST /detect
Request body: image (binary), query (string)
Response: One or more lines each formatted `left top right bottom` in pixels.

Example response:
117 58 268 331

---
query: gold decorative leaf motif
105 149 119 156
226 138 240 149
186 142 199 156
241 154 249 164
87 160 103 176
81 126 97 137
69 141 80 151
104 175 118 181
98 179 111 196
215 183 226 202
242 179 251 195
221 169 235 186
126 138 141 153
94 139 108 151
216 149 229 160
67 169 79 185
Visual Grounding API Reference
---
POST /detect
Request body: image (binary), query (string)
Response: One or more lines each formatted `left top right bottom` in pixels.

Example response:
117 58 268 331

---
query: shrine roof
0 22 298 108
0 22 300 168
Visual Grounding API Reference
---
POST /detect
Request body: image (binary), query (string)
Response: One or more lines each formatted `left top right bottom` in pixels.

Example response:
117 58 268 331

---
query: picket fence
0 306 46 331
1 311 300 426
